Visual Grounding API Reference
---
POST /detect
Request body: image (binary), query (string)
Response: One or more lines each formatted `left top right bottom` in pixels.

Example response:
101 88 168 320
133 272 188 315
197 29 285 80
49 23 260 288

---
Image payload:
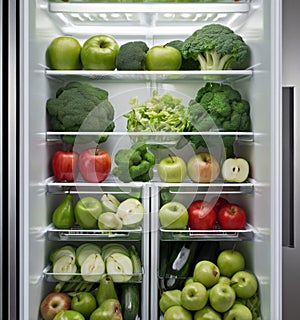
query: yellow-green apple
46 36 82 70
71 292 97 318
74 196 103 229
209 283 236 313
40 292 71 320
101 194 120 213
187 152 220 183
187 200 217 230
145 45 182 70
81 34 119 70
217 249 245 277
222 158 250 183
157 155 187 183
159 201 188 229
163 305 193 320
159 289 182 313
194 305 222 320
98 212 123 230
105 252 133 282
193 260 220 288
181 282 208 311
80 253 105 282
223 303 252 320
231 271 258 299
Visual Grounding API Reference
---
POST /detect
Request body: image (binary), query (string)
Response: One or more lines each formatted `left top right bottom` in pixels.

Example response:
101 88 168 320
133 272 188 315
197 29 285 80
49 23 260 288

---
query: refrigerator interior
17 0 282 319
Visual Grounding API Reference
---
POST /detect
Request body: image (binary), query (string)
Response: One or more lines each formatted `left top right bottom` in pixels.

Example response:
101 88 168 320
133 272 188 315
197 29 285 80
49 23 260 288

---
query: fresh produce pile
159 195 247 231
159 242 261 320
112 141 155 182
49 242 142 283
46 82 115 144
52 193 144 230
46 24 250 71
40 272 140 320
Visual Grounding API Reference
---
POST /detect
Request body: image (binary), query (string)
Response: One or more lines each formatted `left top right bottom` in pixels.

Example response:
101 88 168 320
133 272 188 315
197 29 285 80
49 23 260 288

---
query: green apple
145 45 182 70
187 152 220 183
89 299 122 320
46 36 82 70
193 260 220 288
116 198 144 228
223 303 252 320
53 255 77 282
74 196 103 229
163 305 193 320
71 292 97 318
53 310 85 320
222 158 250 183
209 283 236 313
217 276 231 286
194 305 222 320
231 270 258 299
81 34 119 70
217 249 245 277
159 201 188 230
98 212 123 230
101 194 120 213
184 277 194 286
181 282 208 311
159 289 182 313
101 243 129 261
157 155 187 183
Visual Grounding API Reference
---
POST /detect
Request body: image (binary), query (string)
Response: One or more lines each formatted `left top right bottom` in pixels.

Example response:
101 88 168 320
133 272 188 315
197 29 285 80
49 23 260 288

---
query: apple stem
231 243 237 252
168 154 175 163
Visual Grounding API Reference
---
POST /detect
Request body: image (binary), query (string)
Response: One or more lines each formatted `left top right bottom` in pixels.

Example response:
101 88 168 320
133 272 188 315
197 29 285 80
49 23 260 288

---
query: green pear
52 194 75 229
96 274 118 307
90 299 123 320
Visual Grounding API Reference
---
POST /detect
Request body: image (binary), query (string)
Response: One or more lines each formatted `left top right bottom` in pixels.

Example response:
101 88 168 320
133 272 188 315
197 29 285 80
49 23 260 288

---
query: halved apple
101 194 120 213
75 243 101 266
106 252 133 282
117 198 144 228
53 255 77 281
221 158 250 183
80 253 105 282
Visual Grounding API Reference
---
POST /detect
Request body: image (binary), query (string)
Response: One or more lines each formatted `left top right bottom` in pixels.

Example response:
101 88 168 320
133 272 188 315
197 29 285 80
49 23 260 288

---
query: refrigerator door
282 0 300 318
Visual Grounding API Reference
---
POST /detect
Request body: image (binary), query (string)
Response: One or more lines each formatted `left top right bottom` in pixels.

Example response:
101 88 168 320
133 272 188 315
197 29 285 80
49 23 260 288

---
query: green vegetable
187 82 251 157
166 40 200 70
124 91 191 146
46 82 115 144
182 24 251 70
120 284 140 320
116 41 149 70
112 142 155 182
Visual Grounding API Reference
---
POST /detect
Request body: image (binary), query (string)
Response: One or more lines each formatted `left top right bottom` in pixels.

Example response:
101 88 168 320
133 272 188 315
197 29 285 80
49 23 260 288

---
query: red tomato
188 200 216 230
52 151 79 182
78 148 111 183
218 203 247 230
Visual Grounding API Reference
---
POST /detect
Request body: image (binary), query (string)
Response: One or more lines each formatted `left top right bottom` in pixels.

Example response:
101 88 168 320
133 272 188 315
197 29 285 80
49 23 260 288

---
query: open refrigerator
6 0 283 319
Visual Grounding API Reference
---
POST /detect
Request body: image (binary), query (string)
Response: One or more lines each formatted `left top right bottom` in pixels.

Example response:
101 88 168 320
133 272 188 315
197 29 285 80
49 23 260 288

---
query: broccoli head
182 24 251 70
187 82 251 156
46 81 115 144
116 41 149 70
166 40 200 70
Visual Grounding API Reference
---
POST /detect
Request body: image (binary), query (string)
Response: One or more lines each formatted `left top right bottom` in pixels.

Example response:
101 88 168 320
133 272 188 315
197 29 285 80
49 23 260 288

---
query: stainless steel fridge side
282 0 300 318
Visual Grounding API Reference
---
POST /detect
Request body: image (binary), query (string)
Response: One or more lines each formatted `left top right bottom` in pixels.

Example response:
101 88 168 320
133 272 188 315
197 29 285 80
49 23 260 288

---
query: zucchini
161 241 201 291
120 283 140 320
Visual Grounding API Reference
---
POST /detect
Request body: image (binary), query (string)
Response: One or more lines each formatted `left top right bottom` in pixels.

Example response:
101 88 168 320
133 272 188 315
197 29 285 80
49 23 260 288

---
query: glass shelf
159 223 257 241
47 223 143 241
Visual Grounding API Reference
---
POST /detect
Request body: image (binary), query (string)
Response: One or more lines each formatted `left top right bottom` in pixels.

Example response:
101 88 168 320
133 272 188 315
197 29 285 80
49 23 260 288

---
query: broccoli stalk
182 24 251 71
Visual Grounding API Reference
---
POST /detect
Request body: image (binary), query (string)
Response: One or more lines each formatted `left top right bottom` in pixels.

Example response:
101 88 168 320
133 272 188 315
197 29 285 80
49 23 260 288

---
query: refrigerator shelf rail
46 223 143 241
43 265 144 284
44 69 253 83
159 223 257 241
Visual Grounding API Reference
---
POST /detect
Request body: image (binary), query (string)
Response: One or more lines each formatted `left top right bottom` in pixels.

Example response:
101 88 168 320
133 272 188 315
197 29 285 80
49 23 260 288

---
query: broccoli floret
116 41 149 70
166 40 200 70
187 83 251 156
182 24 251 70
46 82 115 144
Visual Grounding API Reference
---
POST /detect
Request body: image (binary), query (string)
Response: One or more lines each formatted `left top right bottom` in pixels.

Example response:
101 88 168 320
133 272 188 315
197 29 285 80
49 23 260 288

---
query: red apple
218 203 247 230
188 200 217 230
209 196 229 214
52 151 78 182
78 148 111 182
187 152 220 183
40 292 71 320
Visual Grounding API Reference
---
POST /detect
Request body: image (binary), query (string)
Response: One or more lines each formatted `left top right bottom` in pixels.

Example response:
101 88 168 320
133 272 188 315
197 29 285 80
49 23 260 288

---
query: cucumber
121 283 140 320
161 241 201 291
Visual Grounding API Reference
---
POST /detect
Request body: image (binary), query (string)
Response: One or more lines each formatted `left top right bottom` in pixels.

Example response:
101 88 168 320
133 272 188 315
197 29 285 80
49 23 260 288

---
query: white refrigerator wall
18 0 282 319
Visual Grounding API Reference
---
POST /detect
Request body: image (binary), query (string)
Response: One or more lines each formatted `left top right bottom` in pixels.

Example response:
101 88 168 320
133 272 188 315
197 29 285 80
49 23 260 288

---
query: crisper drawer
42 183 150 320
150 183 259 320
